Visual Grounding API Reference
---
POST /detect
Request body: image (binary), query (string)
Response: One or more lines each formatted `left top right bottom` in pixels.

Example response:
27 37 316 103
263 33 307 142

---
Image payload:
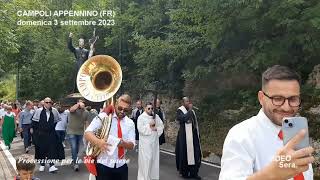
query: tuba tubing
77 55 122 157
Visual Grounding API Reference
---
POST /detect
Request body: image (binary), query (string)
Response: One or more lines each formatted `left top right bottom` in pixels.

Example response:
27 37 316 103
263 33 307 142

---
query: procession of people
0 28 314 180
0 94 203 180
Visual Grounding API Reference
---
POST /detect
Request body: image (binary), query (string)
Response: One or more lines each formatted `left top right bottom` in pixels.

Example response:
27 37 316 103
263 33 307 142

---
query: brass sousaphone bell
77 55 122 157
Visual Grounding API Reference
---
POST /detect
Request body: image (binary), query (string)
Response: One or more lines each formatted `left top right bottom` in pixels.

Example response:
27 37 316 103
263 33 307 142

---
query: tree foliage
1 0 320 164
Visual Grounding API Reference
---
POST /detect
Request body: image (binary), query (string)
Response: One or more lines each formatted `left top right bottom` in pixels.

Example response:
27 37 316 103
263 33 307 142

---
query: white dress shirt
219 109 313 180
45 109 50 122
85 112 135 168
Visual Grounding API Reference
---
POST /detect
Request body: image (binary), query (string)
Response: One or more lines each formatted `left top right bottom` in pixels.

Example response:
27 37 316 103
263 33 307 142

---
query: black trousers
96 163 128 180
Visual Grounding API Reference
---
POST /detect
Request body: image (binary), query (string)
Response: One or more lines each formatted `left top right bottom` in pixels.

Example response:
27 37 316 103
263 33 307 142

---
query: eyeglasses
117 106 130 113
45 102 52 104
262 91 301 107
147 107 154 110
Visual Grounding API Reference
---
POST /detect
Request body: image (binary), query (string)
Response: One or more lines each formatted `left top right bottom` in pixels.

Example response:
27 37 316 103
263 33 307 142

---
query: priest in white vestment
137 102 164 180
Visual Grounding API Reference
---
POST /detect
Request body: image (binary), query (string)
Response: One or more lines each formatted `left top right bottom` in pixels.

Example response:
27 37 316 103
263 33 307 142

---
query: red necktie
278 130 304 180
118 117 125 159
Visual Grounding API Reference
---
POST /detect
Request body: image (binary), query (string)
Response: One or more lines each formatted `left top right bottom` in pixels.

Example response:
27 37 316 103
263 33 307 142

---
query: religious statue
68 29 99 93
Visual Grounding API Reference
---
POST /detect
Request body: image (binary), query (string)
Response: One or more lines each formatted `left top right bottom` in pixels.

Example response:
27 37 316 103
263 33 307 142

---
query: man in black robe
31 97 64 173
175 97 202 179
155 99 166 145
131 100 144 151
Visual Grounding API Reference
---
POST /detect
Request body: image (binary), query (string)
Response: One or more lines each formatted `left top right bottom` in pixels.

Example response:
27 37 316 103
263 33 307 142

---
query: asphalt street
6 137 220 180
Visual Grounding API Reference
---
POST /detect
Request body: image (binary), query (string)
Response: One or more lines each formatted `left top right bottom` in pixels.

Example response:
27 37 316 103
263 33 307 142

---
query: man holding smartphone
68 99 90 171
219 65 314 180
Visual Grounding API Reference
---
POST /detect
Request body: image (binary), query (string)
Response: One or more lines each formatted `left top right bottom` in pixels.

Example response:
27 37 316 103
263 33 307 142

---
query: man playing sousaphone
84 94 135 180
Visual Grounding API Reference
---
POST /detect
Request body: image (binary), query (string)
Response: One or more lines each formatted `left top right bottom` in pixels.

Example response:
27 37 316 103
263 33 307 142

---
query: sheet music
106 135 121 156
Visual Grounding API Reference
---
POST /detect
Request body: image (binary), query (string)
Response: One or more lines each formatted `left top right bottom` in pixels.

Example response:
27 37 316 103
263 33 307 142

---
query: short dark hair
16 154 35 171
262 65 301 89
146 102 153 106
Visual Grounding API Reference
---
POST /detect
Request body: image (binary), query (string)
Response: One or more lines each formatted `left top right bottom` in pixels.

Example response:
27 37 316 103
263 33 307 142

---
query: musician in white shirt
219 65 315 180
85 94 135 180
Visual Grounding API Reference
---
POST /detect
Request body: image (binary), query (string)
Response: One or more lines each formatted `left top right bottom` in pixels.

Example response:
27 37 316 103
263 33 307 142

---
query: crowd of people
0 65 316 180
0 93 202 180
1 65 316 180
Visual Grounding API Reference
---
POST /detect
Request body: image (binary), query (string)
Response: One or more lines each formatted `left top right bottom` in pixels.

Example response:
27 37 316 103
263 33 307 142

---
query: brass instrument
77 55 122 157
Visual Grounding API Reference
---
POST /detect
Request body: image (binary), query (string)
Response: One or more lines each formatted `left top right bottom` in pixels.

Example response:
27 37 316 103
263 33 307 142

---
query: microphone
193 106 199 110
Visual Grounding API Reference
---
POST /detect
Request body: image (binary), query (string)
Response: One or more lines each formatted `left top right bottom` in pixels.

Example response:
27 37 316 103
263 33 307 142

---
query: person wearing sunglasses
85 94 135 180
31 97 64 173
137 102 164 180
219 65 314 180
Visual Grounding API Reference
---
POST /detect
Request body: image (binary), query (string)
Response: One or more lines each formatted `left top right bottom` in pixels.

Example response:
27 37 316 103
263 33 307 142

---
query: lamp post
16 61 20 100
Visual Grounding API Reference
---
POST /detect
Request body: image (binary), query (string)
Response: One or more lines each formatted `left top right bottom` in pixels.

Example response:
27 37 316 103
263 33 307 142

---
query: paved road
6 137 220 180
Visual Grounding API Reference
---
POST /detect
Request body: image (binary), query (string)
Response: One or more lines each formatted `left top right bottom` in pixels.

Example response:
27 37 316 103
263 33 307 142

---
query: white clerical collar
257 109 281 136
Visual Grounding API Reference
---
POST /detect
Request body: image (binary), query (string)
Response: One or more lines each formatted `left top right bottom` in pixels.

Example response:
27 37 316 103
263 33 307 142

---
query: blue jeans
68 134 83 164
22 124 32 149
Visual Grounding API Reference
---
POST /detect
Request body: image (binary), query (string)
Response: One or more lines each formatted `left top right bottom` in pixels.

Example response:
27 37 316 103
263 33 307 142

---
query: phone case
282 117 309 150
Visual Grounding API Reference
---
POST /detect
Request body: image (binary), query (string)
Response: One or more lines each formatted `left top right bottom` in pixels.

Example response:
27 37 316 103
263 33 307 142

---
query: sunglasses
45 101 52 104
147 107 154 110
117 106 130 113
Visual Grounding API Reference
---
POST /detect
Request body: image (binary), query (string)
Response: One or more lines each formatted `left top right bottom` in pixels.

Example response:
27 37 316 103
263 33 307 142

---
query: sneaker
39 166 45 172
73 164 79 172
25 147 29 153
49 166 58 173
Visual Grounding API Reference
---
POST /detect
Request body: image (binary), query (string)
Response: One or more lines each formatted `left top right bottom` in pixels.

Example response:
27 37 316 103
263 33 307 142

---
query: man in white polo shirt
219 65 315 180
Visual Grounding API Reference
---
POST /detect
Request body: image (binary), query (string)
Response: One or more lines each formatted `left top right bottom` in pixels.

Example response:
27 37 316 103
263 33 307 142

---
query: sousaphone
77 55 122 157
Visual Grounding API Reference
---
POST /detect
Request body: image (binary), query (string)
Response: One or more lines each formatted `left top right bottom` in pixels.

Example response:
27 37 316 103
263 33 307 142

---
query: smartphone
282 117 309 150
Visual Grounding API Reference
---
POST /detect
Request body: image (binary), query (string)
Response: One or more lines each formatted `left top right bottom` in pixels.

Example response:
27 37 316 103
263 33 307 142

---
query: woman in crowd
1 105 16 149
